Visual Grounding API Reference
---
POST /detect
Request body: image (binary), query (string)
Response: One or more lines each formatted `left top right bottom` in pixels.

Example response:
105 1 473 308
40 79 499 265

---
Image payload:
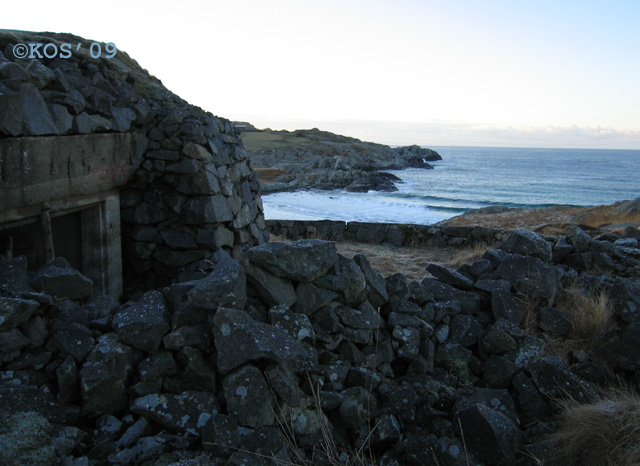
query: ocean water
262 146 640 225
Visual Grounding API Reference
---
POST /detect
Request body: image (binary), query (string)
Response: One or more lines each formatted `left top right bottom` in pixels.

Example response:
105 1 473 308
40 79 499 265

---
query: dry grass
241 131 310 150
438 199 640 233
537 283 618 367
552 392 640 466
269 234 490 281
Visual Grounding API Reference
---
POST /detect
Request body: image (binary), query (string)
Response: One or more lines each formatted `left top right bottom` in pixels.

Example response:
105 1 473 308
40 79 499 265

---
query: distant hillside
242 127 442 193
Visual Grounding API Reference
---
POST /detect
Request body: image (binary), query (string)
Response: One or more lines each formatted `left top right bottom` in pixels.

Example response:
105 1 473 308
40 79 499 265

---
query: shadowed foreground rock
0 225 639 465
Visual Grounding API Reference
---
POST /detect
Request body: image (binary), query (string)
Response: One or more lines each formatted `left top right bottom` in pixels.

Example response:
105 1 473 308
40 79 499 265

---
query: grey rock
130 391 220 434
116 417 151 449
264 362 302 407
314 254 367 306
293 282 337 315
48 323 95 361
0 297 38 332
247 240 338 282
491 290 527 324
246 263 297 307
449 314 484 347
528 356 595 403
426 263 474 290
183 195 234 224
162 326 210 351
496 255 563 306
504 335 545 369
421 278 483 315
223 365 274 428
483 355 520 388
19 83 59 135
354 254 389 307
269 306 315 342
212 308 317 374
607 323 640 370
0 328 30 352
56 356 78 404
112 290 170 354
566 226 591 253
176 346 217 391
336 301 380 329
48 103 73 133
339 386 377 430
500 229 552 262
32 262 93 301
80 334 133 417
456 403 522 466
200 413 239 455
611 277 640 323
386 273 411 300
186 258 247 310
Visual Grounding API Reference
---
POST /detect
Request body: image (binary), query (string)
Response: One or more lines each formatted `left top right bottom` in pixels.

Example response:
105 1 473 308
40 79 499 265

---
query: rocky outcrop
1 225 639 465
245 128 442 193
0 30 267 291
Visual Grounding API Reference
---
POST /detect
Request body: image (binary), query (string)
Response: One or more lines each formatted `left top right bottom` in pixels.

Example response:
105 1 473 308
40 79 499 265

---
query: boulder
32 260 93 301
500 229 553 262
496 255 563 306
112 290 170 354
247 240 337 282
455 403 522 466
130 391 220 435
222 365 274 428
212 308 317 374
186 258 247 311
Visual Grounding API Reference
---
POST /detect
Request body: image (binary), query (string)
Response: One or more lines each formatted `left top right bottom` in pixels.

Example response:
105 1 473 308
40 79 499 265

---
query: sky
4 0 640 149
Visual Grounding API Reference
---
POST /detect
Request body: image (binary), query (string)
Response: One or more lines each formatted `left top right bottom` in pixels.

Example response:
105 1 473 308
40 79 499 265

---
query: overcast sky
5 0 640 149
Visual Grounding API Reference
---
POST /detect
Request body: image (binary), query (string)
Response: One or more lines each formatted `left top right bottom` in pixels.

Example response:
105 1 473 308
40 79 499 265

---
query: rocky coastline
242 128 442 193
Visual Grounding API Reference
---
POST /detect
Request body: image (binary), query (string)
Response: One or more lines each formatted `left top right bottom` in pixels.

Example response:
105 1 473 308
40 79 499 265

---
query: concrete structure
0 133 133 297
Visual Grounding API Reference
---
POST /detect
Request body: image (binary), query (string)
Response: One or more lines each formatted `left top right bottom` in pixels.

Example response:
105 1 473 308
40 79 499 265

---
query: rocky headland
241 127 442 193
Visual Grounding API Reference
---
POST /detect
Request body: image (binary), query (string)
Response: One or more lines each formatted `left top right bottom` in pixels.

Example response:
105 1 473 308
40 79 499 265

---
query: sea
262 146 640 225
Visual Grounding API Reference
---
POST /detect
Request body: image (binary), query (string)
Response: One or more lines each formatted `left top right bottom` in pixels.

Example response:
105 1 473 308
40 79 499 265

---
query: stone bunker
0 30 267 298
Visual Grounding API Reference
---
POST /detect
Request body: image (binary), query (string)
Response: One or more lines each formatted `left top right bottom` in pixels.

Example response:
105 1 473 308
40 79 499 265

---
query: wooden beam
40 207 55 263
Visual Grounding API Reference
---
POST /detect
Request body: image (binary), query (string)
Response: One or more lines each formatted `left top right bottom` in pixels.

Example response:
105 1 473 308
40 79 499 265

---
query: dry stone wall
267 219 512 247
0 227 639 465
0 30 266 291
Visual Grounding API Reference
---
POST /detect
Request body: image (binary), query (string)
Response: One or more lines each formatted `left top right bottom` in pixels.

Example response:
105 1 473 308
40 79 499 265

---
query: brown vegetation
552 393 640 466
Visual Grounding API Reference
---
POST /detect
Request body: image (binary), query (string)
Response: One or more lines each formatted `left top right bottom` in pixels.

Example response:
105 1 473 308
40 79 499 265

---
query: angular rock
32 261 93 301
269 306 315 342
455 403 522 466
538 307 572 337
500 229 552 262
496 255 563 306
222 365 274 428
186 258 247 310
130 391 220 435
200 413 239 455
80 334 133 417
293 282 337 315
212 308 317 374
566 226 591 253
112 290 170 354
176 346 217 392
528 356 595 403
0 297 38 332
354 254 389 307
247 240 337 282
491 290 527 325
246 264 296 307
611 277 640 323
425 263 474 290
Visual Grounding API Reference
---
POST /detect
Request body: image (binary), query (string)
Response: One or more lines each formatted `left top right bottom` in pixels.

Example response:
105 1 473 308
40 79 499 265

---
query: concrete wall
0 134 128 297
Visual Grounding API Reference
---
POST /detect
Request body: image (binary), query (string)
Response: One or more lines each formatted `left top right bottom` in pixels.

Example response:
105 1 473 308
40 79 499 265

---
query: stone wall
1 227 639 464
267 219 512 247
0 30 267 293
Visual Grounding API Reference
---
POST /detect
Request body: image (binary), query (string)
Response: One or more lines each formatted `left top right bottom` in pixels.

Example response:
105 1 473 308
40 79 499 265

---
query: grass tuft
552 392 640 466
